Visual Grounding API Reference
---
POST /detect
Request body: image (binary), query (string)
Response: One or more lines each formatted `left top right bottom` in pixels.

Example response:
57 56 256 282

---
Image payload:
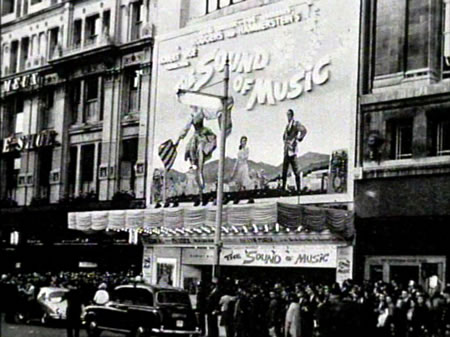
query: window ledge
69 122 103 134
362 156 450 179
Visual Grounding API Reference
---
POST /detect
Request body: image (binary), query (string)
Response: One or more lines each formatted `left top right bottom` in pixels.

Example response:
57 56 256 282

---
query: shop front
141 235 354 291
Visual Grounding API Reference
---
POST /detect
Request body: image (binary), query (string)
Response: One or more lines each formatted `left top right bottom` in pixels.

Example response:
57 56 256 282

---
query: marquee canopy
68 202 354 241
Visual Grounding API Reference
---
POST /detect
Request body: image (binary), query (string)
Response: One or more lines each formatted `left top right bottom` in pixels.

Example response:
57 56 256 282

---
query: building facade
0 0 154 271
138 0 359 287
355 0 450 287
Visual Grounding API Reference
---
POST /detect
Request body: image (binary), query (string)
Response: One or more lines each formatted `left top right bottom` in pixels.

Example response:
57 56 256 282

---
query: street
0 318 122 337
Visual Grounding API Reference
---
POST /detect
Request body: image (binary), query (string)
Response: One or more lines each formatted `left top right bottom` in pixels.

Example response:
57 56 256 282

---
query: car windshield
156 291 190 305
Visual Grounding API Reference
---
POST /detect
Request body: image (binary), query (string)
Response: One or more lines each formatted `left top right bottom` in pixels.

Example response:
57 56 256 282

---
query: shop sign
2 73 40 93
1 130 58 154
183 245 337 268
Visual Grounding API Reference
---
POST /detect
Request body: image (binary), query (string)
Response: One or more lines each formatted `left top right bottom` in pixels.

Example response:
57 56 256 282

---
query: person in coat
65 281 83 337
281 109 307 192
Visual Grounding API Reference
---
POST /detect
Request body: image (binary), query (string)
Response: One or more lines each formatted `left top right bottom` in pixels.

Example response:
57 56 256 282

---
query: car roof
115 283 186 293
39 287 68 292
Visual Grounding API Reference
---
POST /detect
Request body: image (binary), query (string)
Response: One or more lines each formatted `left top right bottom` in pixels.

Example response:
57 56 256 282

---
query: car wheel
133 326 149 337
86 320 101 337
41 313 49 325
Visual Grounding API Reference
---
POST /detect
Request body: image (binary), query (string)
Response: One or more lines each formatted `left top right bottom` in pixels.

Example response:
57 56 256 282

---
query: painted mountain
165 152 330 184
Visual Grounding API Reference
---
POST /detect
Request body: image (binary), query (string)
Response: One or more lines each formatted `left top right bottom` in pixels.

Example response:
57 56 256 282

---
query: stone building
0 0 153 271
356 0 450 287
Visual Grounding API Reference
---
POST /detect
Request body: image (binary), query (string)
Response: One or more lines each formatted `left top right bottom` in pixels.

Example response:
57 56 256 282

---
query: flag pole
212 56 229 281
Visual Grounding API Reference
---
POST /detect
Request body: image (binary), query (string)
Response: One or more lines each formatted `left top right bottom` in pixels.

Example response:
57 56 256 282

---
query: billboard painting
150 0 360 203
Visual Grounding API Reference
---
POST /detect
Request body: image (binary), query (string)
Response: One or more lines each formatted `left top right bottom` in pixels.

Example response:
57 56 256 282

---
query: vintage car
83 283 200 337
36 287 69 324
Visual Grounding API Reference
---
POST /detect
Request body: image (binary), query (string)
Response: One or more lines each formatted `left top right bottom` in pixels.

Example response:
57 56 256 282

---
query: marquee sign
183 244 337 268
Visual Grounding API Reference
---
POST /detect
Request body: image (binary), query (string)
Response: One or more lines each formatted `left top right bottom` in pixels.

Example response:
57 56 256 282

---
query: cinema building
68 0 360 287
355 0 450 287
0 0 153 271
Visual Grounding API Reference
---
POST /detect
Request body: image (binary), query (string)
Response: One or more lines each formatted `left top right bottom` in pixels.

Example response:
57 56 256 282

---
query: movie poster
149 0 359 203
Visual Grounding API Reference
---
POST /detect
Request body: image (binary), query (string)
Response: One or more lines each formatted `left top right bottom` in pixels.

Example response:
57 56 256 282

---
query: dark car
83 283 200 337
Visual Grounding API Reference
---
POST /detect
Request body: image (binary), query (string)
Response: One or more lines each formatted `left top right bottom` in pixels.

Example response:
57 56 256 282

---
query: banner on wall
183 244 337 268
336 245 353 284
150 0 360 202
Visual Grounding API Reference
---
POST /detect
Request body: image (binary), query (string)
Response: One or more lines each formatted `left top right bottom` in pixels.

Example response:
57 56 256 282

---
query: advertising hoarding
149 0 360 203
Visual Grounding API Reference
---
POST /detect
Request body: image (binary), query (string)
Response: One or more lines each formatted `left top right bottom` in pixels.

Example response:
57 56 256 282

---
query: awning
68 202 354 241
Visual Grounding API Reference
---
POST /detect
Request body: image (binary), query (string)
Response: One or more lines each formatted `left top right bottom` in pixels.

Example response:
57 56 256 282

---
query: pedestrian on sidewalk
65 281 83 337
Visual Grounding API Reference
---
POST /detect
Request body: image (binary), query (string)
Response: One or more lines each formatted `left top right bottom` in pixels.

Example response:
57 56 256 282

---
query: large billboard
149 0 360 204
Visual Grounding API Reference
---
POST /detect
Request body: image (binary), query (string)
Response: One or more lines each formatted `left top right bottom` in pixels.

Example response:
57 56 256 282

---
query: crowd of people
2 271 450 337
196 277 450 337
0 270 139 324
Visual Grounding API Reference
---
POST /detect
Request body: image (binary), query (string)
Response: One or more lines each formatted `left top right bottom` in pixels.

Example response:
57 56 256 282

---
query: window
31 0 42 4
156 291 190 305
39 32 46 59
72 19 82 49
14 98 24 134
113 288 153 306
48 27 59 59
437 120 450 156
85 77 99 123
127 70 141 113
20 37 30 71
68 146 77 195
41 88 55 129
120 138 138 192
389 119 413 160
38 148 52 200
430 115 450 156
130 1 143 41
68 80 81 124
10 40 19 74
5 157 20 198
2 0 15 15
85 14 100 46
80 144 95 193
372 0 433 82
102 10 111 39
205 0 246 14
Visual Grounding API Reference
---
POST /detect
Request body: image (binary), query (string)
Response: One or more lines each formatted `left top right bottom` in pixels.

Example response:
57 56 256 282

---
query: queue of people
195 278 450 337
2 271 450 337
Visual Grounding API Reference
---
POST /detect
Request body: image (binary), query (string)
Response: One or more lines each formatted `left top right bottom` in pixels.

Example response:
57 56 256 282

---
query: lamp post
212 57 229 280
176 58 230 281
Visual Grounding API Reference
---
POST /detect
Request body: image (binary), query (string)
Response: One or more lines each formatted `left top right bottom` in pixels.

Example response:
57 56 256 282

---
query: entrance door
390 265 419 288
